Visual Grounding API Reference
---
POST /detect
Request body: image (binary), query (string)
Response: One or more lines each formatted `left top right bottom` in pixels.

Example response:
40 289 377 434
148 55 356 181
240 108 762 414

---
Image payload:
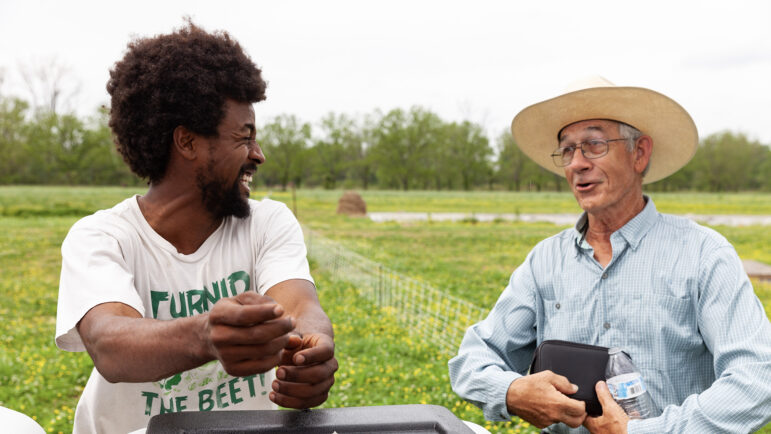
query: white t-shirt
55 196 314 434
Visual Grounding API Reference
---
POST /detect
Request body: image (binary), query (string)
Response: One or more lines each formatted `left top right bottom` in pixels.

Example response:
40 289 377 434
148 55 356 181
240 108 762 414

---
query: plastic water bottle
605 348 659 419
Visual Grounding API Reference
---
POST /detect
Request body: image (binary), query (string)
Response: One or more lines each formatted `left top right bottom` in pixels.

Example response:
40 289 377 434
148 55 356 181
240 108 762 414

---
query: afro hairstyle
106 21 267 183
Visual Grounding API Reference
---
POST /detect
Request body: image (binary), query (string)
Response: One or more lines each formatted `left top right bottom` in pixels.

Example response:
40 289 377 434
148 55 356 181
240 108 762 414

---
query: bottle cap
608 347 623 354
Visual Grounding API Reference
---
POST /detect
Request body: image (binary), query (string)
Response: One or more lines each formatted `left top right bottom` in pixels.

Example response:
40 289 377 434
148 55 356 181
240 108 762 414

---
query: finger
210 317 295 346
583 415 598 431
270 390 329 410
563 413 587 429
560 398 587 428
561 397 586 417
284 334 303 350
270 376 335 409
272 375 335 399
276 358 338 383
210 302 285 327
221 354 283 377
216 335 291 361
548 372 579 396
291 335 335 365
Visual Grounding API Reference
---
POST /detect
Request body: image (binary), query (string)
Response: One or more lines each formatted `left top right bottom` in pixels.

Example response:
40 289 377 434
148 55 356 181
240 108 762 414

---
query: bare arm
266 279 338 409
76 291 294 383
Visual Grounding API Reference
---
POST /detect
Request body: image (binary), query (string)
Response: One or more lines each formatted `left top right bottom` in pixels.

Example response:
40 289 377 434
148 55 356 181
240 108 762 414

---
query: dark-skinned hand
270 332 337 409
206 292 295 377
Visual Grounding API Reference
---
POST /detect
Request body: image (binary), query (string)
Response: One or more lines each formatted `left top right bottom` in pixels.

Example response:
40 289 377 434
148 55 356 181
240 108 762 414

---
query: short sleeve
252 203 313 295
55 223 145 352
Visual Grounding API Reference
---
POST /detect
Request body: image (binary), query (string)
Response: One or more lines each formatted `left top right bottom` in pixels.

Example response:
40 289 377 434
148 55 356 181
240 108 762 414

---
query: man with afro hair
55 21 337 434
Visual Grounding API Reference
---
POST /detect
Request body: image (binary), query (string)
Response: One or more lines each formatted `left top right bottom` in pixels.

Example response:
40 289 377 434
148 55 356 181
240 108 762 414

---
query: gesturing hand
506 370 587 428
206 292 295 377
270 333 338 409
583 381 629 434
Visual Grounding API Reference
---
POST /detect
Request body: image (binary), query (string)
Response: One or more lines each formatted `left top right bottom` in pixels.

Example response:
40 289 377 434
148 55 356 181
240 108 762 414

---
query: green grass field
1 186 770 433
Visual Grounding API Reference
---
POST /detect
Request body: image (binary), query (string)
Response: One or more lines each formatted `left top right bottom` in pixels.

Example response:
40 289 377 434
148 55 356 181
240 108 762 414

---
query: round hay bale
337 191 367 216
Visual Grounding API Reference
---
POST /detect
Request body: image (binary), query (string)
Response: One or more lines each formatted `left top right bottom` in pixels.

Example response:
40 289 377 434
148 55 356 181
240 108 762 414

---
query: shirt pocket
542 295 597 343
627 290 697 371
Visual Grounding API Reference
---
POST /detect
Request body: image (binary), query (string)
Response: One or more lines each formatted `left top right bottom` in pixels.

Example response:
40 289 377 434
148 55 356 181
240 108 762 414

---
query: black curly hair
106 21 267 183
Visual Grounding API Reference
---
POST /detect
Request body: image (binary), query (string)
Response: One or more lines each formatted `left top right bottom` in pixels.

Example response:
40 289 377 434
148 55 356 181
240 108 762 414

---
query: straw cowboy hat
510 76 698 184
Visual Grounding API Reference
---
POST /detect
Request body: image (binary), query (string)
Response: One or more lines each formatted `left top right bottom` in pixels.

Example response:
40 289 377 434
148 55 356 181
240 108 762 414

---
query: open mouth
575 181 597 192
240 171 253 195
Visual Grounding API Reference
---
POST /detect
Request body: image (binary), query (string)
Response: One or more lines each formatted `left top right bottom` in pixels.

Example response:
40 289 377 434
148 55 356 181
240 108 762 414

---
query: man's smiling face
195 99 264 219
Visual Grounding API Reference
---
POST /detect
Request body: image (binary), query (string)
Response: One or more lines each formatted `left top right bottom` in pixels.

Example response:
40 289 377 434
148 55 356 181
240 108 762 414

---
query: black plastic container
146 404 475 433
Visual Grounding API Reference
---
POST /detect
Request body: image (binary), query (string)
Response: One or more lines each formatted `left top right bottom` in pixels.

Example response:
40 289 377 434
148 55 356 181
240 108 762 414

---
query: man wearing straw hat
449 76 771 433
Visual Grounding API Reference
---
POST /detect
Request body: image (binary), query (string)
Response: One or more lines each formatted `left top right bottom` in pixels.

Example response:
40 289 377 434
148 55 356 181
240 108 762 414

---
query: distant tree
495 129 556 191
690 131 767 191
0 96 29 184
347 113 377 189
76 109 140 185
312 113 358 189
495 129 529 191
258 115 312 190
442 121 492 190
370 107 442 190
759 147 771 192
647 156 696 192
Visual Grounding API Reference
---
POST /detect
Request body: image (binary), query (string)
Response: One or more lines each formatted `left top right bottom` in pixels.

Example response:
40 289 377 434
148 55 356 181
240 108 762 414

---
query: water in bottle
605 348 659 419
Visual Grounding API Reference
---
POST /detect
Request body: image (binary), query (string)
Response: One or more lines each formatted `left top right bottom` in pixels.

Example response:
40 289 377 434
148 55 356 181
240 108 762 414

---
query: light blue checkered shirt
449 198 771 433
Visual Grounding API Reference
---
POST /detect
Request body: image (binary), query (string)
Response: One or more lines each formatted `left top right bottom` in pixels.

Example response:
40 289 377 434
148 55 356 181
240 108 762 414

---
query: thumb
595 381 615 406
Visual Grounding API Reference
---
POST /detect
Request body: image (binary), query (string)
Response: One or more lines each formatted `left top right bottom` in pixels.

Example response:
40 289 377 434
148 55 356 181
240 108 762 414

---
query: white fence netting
304 228 488 355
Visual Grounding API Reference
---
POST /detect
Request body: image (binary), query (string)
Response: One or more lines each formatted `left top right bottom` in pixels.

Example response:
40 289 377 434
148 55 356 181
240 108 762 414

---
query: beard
196 163 253 220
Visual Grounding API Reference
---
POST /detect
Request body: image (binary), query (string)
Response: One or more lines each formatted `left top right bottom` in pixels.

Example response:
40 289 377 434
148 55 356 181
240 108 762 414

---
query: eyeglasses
551 138 628 167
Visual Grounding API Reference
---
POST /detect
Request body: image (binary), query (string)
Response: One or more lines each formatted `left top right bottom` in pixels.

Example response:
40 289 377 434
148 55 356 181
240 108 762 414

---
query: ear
172 126 198 161
633 135 653 175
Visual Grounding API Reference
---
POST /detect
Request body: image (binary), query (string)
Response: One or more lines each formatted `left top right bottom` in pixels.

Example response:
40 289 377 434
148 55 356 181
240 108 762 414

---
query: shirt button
604 322 611 329
555 303 561 309
602 273 608 279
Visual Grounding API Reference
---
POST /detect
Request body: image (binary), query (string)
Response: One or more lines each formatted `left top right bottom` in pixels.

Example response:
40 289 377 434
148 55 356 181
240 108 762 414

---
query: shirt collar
617 195 658 250
572 195 658 254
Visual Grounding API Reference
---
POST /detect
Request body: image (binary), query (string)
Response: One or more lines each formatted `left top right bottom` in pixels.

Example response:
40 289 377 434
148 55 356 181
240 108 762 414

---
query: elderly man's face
559 119 643 216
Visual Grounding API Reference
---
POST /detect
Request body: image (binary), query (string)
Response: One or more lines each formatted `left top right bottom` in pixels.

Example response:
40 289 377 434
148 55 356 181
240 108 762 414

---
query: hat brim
510 86 698 184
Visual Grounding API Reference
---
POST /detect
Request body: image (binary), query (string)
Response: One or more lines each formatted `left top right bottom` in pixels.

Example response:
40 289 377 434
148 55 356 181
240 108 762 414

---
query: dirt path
368 212 771 226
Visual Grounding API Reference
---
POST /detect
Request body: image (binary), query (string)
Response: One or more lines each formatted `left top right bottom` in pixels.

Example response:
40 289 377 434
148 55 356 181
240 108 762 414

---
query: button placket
600 270 610 332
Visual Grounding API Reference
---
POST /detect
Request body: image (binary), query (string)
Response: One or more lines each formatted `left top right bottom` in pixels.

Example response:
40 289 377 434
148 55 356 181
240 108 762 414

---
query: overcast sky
1 0 770 145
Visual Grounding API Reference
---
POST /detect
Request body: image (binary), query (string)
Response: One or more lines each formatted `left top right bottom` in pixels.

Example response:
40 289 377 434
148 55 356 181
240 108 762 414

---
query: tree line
1 93 769 191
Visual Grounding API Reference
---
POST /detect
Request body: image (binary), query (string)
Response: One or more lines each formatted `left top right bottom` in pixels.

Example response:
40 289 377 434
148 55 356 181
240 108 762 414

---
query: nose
566 147 592 172
249 141 265 165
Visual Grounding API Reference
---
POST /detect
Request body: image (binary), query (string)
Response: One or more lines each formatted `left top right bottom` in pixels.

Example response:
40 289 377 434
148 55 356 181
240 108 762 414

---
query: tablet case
529 340 609 416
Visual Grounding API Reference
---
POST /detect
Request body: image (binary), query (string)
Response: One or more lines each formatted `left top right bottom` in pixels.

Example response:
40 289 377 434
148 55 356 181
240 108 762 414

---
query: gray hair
617 121 650 176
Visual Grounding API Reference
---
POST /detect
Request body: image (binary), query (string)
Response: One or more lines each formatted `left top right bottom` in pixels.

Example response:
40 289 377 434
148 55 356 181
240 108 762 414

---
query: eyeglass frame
550 138 629 167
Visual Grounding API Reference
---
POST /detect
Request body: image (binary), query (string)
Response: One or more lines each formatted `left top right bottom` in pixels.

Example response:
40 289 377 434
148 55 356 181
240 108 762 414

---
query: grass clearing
1 186 769 433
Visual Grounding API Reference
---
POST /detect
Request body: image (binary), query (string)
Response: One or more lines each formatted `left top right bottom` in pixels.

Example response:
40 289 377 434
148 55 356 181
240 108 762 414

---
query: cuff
484 370 522 421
